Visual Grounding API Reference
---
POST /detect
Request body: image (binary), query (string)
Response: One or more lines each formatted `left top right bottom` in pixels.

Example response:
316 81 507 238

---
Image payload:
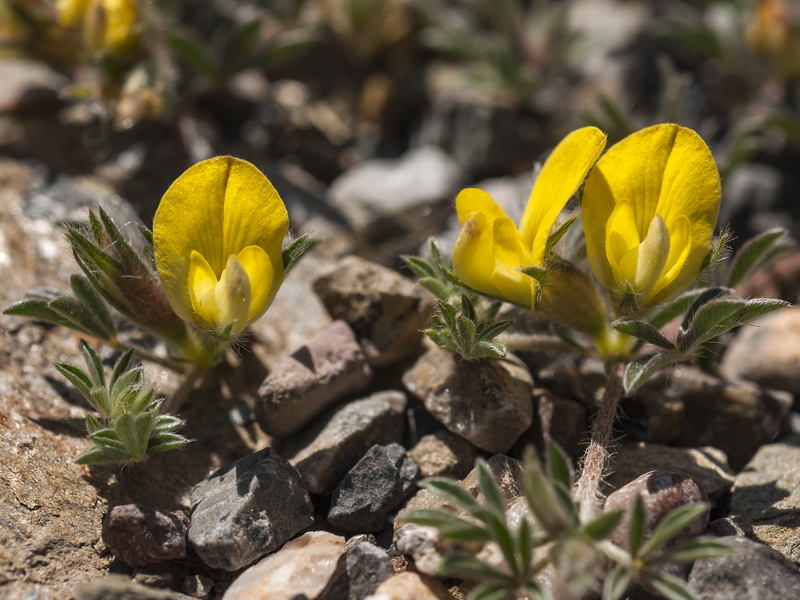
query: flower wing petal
237 244 276 321
456 188 512 224
520 126 607 262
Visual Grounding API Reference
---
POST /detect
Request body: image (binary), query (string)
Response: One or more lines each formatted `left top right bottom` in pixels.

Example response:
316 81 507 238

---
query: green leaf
112 412 152 461
623 352 675 394
282 235 319 272
583 509 623 541
153 414 184 433
403 255 439 280
639 503 708 559
547 443 574 490
647 289 707 330
421 478 481 513
516 517 534 576
96 208 142 268
438 556 510 582
602 566 633 600
4 297 78 329
522 447 571 536
469 583 521 600
628 495 647 558
75 444 133 464
79 341 105 386
678 287 734 336
147 432 190 453
166 33 217 78
49 296 110 340
613 318 673 350
484 510 518 574
520 265 547 283
109 350 136 389
54 363 94 401
650 538 734 564
477 461 507 516
85 413 102 433
639 572 697 600
545 216 577 256
676 297 745 353
735 297 789 323
727 228 788 288
477 319 513 341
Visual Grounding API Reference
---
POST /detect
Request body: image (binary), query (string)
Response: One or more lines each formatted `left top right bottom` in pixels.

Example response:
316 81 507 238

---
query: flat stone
633 367 792 470
74 574 193 599
364 571 455 600
0 59 67 112
312 255 435 366
603 443 735 502
408 429 479 479
716 434 800 565
281 390 407 495
328 443 421 533
256 320 372 438
102 504 189 567
222 531 346 600
721 307 800 396
688 536 800 599
402 346 534 453
188 448 313 571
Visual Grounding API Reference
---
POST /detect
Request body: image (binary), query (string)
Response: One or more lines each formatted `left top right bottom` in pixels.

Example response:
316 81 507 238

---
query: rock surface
711 434 800 565
408 429 479 479
256 320 373 438
364 571 455 600
328 443 421 532
688 536 800 599
403 347 534 453
312 255 435 366
221 531 346 600
281 390 407 495
721 306 800 396
188 448 313 571
102 504 189 567
74 574 194 599
603 443 735 502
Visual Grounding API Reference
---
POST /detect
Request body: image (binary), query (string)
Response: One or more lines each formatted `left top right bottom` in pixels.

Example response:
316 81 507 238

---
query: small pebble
101 504 188 568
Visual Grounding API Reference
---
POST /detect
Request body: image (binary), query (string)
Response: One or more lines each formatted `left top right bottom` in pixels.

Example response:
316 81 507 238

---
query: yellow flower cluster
452 123 722 325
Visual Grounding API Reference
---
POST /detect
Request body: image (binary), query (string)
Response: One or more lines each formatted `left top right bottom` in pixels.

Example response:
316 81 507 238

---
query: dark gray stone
318 540 394 600
328 444 421 533
281 391 407 495
256 320 373 438
75 575 192 600
189 448 313 571
102 504 189 567
688 536 800 599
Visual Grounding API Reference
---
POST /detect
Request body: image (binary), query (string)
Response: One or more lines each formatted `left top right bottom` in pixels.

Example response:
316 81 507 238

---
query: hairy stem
574 360 625 520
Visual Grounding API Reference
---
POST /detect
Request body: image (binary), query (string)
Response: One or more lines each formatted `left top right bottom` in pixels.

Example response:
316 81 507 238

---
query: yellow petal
519 126 607 262
154 156 289 326
634 214 670 297
491 218 536 308
605 198 640 282
456 188 512 225
453 212 505 299
237 244 277 321
212 254 252 335
188 250 218 319
584 124 721 307
649 215 692 303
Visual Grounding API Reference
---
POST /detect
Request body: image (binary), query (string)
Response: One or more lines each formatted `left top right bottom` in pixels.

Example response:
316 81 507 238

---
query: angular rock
462 454 524 506
721 306 800 396
181 574 215 599
281 390 407 495
604 470 709 581
688 536 800 599
222 531 346 600
714 433 800 564
403 346 534 453
189 448 313 571
312 255 435 366
74 574 192 600
318 540 395 600
633 367 792 470
364 571 455 600
326 146 464 264
328 443 421 533
393 523 448 576
256 320 372 438
603 443 735 502
102 504 189 567
408 429 479 479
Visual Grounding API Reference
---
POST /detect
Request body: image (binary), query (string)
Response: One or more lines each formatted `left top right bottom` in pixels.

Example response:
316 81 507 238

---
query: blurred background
2 0 799 272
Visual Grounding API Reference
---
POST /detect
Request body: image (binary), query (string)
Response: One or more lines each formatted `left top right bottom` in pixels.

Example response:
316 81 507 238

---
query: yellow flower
153 156 289 337
452 126 607 308
582 124 721 312
56 0 139 54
